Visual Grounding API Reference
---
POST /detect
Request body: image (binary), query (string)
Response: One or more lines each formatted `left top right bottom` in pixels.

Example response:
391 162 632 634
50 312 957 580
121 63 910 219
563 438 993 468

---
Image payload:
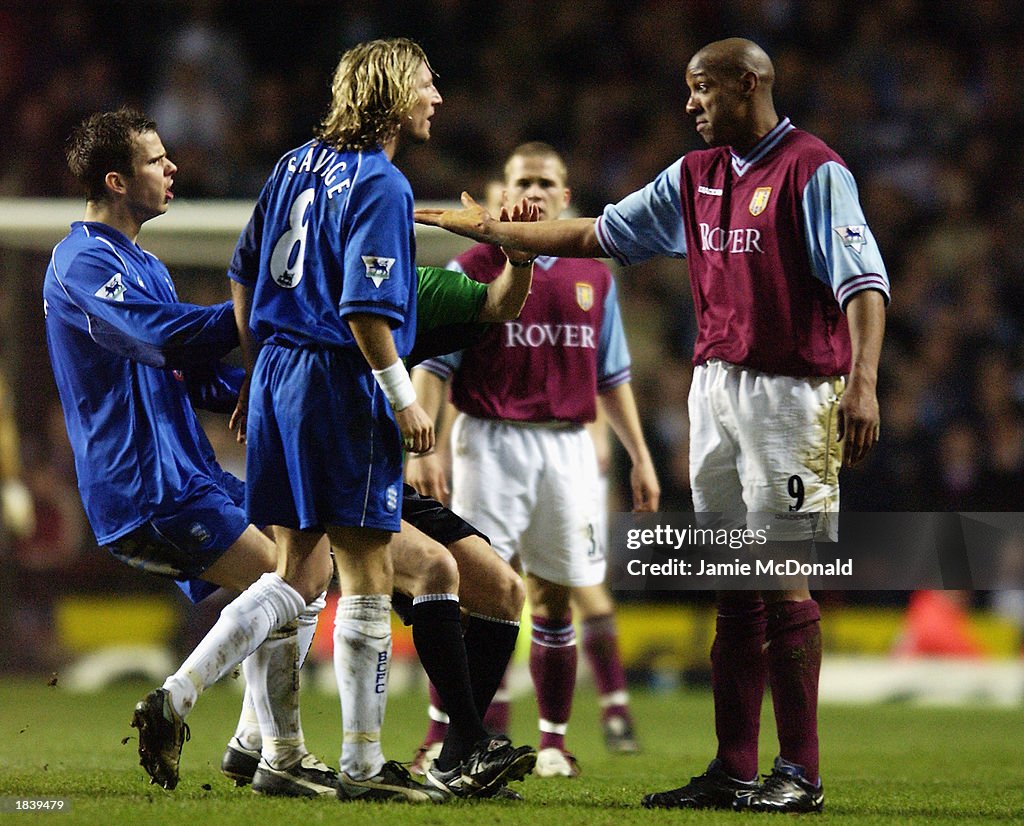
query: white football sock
242 620 304 769
231 592 327 759
232 685 262 752
162 572 306 719
334 594 391 780
298 592 327 668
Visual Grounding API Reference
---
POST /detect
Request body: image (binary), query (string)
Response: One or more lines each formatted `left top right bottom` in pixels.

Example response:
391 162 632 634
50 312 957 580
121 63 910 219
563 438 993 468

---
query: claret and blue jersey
420 243 631 424
595 117 890 377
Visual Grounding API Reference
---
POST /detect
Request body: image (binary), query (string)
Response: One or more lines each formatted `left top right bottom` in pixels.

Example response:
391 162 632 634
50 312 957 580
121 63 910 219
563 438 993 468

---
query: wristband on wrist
372 359 416 411
506 255 536 267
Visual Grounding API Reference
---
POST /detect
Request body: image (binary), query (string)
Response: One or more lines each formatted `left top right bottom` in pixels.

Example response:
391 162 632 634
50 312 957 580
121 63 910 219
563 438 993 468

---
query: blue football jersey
228 140 418 355
43 221 241 544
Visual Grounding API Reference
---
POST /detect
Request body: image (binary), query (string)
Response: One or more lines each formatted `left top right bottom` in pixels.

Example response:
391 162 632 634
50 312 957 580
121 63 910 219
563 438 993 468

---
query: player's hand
395 400 435 454
404 452 450 505
836 376 880 467
500 198 540 264
630 458 661 512
414 191 494 241
228 375 251 444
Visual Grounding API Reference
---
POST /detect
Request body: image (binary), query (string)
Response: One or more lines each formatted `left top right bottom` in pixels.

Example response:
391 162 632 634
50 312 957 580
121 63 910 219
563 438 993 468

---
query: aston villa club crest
748 186 772 216
575 282 594 311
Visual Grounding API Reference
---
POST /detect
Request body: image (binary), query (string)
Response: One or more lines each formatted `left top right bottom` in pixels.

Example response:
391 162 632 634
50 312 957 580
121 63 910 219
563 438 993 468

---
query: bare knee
494 566 525 620
527 575 571 619
571 583 614 619
278 531 334 603
406 544 459 597
289 550 334 603
468 562 524 621
447 537 523 620
425 546 459 595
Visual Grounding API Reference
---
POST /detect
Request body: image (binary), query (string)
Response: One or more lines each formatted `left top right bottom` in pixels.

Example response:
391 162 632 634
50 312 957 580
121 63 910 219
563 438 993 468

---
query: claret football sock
711 598 767 781
530 614 576 751
581 614 632 723
424 685 451 744
765 598 821 784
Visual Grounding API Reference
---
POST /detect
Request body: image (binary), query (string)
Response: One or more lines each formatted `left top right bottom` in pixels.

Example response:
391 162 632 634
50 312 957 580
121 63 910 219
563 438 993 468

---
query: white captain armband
372 359 417 411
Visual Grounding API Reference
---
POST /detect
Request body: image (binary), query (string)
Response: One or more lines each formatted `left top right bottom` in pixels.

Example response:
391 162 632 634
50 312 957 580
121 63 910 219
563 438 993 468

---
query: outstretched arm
417 192 605 258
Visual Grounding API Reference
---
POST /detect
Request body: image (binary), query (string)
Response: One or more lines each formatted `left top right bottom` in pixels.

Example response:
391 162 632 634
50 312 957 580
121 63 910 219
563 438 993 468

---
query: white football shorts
450 413 605 586
688 359 845 541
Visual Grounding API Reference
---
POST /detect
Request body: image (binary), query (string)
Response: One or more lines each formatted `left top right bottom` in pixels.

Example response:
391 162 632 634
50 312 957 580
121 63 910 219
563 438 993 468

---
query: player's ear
562 186 572 210
739 70 758 97
104 170 128 197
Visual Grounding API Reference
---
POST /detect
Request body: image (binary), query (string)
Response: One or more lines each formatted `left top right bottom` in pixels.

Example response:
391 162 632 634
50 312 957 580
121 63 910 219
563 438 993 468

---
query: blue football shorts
245 343 404 532
103 483 249 603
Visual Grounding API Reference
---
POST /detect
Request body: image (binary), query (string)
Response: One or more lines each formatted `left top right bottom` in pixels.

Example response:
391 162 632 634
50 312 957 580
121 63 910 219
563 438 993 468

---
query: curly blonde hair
316 38 431 151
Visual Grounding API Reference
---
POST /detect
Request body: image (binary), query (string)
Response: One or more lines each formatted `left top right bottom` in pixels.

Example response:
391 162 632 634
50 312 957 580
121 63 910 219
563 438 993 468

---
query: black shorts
392 483 489 625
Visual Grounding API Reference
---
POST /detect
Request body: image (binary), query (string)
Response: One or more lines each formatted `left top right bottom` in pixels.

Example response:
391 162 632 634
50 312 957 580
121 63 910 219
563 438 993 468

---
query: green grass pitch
0 675 1021 824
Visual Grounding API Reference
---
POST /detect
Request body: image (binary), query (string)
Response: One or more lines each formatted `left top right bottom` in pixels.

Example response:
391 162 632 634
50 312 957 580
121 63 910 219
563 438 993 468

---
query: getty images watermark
609 512 1024 591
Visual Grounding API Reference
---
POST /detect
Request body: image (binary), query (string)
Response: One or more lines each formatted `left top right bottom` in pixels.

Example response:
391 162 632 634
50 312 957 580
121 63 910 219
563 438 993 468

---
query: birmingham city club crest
575 282 594 311
748 187 772 216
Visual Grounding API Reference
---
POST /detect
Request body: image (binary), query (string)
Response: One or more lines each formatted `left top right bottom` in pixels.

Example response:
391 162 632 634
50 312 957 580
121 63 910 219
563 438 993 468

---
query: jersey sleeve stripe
836 274 890 310
594 216 630 267
597 366 631 393
337 299 407 321
413 358 453 381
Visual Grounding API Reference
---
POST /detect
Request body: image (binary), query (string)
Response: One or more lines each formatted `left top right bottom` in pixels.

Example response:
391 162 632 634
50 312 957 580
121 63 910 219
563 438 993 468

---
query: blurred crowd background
1 0 1023 672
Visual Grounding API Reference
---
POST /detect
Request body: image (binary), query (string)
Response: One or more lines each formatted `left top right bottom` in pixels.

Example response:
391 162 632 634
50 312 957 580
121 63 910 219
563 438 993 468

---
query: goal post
0 198 473 268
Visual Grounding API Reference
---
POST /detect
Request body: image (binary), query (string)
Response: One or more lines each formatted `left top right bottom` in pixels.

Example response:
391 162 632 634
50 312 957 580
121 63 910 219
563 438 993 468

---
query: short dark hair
505 141 568 185
66 108 157 201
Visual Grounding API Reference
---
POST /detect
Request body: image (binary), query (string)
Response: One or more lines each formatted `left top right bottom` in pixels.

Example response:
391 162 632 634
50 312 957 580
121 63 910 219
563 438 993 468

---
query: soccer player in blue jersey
417 38 888 814
228 37 480 804
44 108 336 795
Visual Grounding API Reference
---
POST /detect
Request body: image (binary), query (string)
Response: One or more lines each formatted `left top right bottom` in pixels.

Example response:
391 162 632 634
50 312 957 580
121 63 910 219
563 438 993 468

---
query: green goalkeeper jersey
408 265 489 367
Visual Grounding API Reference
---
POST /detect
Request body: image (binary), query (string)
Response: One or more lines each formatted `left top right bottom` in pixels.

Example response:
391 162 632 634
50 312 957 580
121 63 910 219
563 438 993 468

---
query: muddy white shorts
688 360 845 542
450 413 605 586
